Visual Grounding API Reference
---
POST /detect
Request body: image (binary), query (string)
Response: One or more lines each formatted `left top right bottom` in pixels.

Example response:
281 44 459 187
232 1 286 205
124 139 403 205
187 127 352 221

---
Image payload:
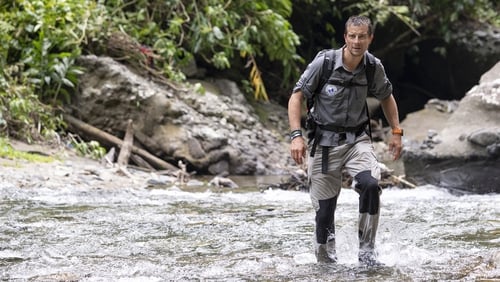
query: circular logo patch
326 85 337 96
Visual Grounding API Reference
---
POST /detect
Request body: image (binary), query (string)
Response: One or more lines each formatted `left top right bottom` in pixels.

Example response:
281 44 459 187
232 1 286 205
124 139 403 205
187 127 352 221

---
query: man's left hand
388 135 403 160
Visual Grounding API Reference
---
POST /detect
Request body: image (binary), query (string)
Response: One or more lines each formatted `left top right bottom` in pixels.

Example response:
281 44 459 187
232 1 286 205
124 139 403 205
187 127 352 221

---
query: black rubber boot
315 236 337 263
315 197 338 263
355 170 384 267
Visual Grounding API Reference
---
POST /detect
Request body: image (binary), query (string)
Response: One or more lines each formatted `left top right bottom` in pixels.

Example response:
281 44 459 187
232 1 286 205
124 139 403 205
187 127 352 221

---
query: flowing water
0 176 499 281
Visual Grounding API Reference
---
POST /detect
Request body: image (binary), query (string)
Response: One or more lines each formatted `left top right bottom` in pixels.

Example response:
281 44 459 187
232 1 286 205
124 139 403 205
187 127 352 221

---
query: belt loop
346 132 356 143
321 146 329 174
333 133 340 146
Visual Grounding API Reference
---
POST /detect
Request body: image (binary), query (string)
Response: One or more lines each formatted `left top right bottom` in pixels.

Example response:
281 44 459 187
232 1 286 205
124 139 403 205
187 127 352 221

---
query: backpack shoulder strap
319 49 335 90
307 49 335 110
364 52 377 140
365 52 376 96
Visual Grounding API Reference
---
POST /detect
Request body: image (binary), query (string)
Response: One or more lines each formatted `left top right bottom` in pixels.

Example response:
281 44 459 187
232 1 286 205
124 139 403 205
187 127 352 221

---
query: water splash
1 182 499 280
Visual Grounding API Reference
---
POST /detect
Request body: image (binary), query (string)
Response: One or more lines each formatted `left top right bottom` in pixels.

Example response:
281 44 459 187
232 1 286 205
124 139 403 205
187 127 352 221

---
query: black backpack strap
365 52 376 95
320 49 335 91
306 49 335 152
364 52 376 141
307 49 335 111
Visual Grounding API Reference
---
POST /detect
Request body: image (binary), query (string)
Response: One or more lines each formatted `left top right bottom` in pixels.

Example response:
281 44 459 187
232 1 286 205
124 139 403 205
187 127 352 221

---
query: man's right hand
290 136 307 165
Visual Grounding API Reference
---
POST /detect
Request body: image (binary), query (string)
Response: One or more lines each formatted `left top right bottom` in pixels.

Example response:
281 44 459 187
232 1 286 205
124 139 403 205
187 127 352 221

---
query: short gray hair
345 15 373 35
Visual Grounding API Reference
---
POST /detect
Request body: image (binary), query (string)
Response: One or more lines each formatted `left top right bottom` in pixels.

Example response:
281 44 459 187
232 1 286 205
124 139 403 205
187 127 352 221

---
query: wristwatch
392 127 404 136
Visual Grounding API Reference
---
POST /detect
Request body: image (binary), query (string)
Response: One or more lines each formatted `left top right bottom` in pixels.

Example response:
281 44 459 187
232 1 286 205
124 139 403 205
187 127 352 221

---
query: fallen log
134 130 164 156
130 154 155 170
64 114 178 171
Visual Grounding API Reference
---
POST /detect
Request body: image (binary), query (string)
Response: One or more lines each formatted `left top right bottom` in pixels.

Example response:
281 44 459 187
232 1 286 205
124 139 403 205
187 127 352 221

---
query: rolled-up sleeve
292 54 324 99
371 59 393 100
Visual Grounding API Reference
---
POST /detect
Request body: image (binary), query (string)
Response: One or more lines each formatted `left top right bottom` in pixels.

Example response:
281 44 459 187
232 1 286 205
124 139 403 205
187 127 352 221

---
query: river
1 176 499 281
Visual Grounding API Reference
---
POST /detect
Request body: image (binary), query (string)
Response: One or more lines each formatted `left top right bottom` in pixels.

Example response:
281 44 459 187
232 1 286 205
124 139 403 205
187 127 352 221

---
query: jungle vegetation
0 0 498 144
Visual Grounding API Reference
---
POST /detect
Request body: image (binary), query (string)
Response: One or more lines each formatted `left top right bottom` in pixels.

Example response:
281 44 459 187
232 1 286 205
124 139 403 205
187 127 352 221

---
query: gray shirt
293 47 393 146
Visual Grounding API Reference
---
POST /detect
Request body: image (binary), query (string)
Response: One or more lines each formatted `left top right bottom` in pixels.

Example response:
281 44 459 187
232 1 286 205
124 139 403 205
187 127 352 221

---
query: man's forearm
380 95 400 129
288 91 304 130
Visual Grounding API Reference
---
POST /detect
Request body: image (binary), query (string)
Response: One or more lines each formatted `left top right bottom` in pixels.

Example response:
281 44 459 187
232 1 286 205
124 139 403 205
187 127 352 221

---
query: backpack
305 49 377 140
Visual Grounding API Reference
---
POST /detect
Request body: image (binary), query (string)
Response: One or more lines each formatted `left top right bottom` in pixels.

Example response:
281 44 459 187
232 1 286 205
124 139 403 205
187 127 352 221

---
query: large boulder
68 55 292 175
402 61 500 194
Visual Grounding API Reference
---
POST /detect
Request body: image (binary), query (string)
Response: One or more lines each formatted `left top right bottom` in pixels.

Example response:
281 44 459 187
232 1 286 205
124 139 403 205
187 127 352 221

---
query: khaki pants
308 134 381 256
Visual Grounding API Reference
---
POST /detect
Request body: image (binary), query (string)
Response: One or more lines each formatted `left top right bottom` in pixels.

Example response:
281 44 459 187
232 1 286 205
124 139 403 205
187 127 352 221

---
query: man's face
344 25 373 57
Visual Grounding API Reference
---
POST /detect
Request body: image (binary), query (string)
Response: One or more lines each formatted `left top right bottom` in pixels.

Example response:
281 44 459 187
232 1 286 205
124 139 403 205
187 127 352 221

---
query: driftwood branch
117 119 133 167
390 175 417 189
64 114 178 171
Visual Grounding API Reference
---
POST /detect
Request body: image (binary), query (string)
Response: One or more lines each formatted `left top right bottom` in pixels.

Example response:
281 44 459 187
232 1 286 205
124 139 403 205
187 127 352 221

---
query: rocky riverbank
0 137 415 193
0 140 142 190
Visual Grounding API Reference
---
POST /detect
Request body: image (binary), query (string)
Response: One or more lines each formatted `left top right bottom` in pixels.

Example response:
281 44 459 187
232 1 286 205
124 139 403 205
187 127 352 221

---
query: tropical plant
0 66 63 143
0 0 103 142
0 0 100 104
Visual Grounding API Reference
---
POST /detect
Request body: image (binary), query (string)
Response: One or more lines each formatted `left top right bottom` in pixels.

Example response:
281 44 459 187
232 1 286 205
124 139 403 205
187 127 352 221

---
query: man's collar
336 46 367 71
333 47 344 70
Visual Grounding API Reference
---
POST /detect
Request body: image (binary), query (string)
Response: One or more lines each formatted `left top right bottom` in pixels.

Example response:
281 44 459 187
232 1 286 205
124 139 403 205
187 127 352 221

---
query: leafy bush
0 0 103 142
94 0 301 100
0 66 63 143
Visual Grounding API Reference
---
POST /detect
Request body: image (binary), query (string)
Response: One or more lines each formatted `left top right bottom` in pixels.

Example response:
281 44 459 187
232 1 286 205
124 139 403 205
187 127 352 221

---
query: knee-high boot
315 232 337 263
315 196 338 263
354 170 383 266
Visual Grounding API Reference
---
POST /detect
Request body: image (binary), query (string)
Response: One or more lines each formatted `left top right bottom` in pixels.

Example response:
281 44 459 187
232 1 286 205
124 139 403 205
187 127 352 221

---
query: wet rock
487 143 500 157
208 176 239 189
146 175 176 186
467 128 500 147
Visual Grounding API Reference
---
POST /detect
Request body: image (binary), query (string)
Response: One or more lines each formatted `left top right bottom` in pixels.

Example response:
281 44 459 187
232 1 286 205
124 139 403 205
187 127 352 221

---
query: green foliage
95 0 300 98
0 0 98 104
0 66 64 143
0 0 103 142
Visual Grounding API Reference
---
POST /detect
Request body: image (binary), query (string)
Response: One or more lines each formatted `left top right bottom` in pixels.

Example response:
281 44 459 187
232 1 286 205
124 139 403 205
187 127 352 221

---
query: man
287 15 403 266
